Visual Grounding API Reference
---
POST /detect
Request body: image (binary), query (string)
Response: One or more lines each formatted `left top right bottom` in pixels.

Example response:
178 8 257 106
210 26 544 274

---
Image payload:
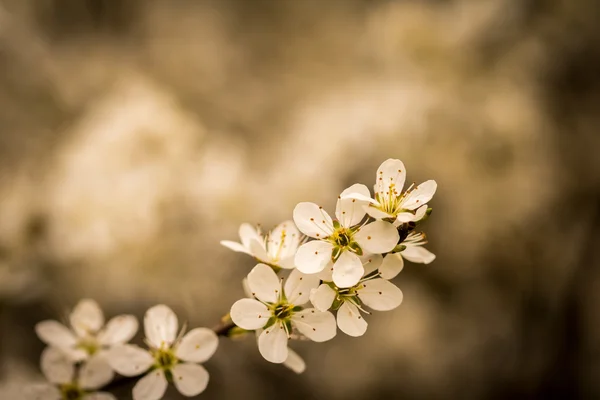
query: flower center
61 384 84 400
153 348 178 370
375 189 402 215
76 337 99 356
273 303 294 320
332 228 353 248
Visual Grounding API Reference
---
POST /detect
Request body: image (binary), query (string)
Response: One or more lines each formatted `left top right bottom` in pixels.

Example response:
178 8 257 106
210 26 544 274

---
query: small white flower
28 347 115 400
379 231 436 279
35 299 138 383
342 159 437 225
107 305 219 400
230 264 336 364
293 184 399 288
310 259 403 337
242 279 308 374
242 278 306 373
220 221 301 269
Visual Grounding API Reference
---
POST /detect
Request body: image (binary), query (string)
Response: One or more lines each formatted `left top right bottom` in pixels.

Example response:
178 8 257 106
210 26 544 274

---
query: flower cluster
223 158 437 367
33 301 218 400
32 158 437 398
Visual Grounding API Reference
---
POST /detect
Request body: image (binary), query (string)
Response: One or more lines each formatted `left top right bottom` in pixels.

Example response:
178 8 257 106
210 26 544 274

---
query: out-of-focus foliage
0 0 599 399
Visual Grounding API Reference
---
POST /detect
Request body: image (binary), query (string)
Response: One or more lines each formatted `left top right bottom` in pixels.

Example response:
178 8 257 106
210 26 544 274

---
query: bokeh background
1 0 599 399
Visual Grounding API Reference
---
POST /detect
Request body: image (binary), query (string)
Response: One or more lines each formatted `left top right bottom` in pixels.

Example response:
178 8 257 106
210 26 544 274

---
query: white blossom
379 231 436 279
230 264 336 364
341 159 437 225
242 278 306 373
221 221 301 269
35 299 138 384
310 258 403 337
107 305 218 400
28 347 115 400
293 184 399 288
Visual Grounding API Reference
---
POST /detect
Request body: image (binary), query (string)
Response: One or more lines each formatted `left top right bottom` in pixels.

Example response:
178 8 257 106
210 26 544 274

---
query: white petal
395 212 418 223
79 355 114 390
284 269 320 305
332 251 364 288
375 159 406 198
414 204 429 221
83 393 117 400
97 315 138 346
278 256 296 270
339 191 378 204
172 363 210 397
336 302 367 337
309 284 336 311
294 241 333 274
282 348 306 374
366 207 395 220
247 263 281 304
144 304 178 349
361 253 383 275
258 323 289 364
230 299 270 330
106 345 154 377
401 180 437 210
242 277 252 298
379 253 404 279
292 202 334 239
175 328 219 363
267 220 301 261
248 238 269 262
219 240 251 254
291 309 336 342
35 321 77 348
355 220 399 254
238 223 263 249
40 347 75 384
317 261 334 281
402 245 436 264
26 384 62 400
359 278 403 311
59 347 89 363
335 184 370 228
132 370 168 400
70 299 105 337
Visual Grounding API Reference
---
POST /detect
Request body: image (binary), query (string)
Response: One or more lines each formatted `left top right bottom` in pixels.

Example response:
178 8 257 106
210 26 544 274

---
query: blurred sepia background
1 0 599 399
